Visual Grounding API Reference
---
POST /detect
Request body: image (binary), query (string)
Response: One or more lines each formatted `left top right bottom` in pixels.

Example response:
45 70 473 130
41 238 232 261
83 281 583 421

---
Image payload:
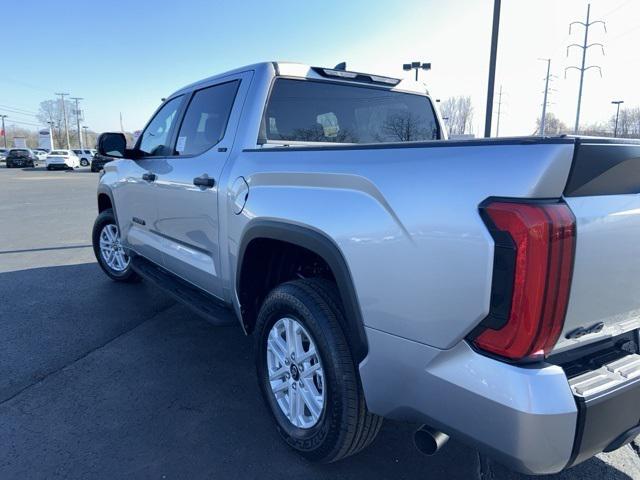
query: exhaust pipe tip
413 425 449 456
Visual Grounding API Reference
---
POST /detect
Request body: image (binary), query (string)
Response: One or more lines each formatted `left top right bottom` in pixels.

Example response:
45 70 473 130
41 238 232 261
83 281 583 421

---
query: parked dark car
5 149 36 168
90 152 114 172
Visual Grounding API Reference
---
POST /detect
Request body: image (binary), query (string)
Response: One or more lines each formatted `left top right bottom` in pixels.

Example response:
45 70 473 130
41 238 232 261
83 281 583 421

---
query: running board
131 256 237 327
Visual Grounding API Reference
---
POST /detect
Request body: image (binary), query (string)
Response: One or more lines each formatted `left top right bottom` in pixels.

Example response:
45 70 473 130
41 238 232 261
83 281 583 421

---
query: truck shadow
0 262 635 480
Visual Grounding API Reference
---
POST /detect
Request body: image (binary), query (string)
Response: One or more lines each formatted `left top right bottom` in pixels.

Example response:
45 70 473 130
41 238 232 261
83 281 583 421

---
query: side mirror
97 132 127 158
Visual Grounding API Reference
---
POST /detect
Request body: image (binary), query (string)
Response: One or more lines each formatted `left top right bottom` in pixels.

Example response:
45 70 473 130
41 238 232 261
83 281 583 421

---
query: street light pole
484 0 502 138
82 126 89 148
402 62 431 82
612 100 624 137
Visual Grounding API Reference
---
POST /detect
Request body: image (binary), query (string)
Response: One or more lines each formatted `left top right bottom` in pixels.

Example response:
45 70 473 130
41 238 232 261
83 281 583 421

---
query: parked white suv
46 150 81 170
73 149 96 167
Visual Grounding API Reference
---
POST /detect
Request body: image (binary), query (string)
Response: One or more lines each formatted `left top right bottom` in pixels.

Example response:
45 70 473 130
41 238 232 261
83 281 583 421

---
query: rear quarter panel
223 141 575 349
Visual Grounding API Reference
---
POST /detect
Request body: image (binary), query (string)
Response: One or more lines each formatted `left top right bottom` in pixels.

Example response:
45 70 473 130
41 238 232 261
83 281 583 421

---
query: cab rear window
264 79 440 144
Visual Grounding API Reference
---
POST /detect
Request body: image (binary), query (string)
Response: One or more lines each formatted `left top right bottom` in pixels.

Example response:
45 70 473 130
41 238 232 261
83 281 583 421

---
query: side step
131 256 237 327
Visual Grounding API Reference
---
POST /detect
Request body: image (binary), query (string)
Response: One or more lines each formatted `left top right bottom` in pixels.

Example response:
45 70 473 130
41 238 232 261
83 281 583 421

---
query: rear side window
174 81 239 156
139 95 183 157
264 79 440 144
9 149 29 156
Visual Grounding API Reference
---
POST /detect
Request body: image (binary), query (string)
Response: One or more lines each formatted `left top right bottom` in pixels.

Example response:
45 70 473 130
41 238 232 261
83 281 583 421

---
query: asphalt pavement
1 165 639 479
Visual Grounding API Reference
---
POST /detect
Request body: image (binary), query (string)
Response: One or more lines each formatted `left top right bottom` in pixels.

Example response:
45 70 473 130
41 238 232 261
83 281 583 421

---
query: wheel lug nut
285 359 290 365
292 383 297 389
298 381 303 387
290 352 295 360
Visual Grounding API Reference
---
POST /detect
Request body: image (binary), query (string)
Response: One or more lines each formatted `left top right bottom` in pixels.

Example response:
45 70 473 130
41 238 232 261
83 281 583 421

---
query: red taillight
474 201 576 361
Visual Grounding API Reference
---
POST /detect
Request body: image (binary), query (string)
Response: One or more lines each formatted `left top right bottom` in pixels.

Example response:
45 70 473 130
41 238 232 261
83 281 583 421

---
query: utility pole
496 85 503 137
119 112 125 133
82 126 89 148
484 0 501 138
47 121 56 150
0 115 7 148
402 61 431 81
70 97 84 148
55 93 71 149
565 4 606 134
612 100 624 137
540 58 551 136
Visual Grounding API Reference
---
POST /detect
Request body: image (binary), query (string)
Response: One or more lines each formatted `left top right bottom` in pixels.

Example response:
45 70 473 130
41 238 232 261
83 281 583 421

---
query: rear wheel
255 278 381 463
92 208 140 282
80 158 89 167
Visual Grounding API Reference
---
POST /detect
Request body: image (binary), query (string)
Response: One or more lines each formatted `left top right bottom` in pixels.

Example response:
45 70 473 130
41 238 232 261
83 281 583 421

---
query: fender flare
236 220 368 363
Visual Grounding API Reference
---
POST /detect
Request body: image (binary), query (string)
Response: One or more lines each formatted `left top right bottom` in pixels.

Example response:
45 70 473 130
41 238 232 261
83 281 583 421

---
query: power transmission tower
55 93 71 149
565 3 606 134
496 85 504 137
71 97 84 148
0 115 7 148
539 59 551 136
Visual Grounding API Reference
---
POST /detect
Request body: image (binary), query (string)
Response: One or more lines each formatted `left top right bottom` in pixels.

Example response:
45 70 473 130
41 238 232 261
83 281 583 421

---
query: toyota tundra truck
92 61 640 475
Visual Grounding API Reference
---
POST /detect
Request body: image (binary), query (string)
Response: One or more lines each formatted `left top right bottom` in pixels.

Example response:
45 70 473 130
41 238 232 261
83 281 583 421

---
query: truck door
154 72 251 299
113 95 185 267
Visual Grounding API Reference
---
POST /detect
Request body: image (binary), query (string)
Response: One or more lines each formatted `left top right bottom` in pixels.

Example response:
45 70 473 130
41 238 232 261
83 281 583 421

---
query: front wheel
255 278 381 463
92 208 140 282
80 159 89 167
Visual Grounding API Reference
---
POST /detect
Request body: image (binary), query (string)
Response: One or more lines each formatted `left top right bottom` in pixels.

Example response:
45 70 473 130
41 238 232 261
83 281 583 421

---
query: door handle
193 175 215 188
142 172 157 182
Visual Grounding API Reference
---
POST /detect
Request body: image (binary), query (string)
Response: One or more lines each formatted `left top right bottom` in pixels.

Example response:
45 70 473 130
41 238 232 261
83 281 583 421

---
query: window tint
9 149 29 156
174 81 239 156
139 96 183 156
265 79 440 144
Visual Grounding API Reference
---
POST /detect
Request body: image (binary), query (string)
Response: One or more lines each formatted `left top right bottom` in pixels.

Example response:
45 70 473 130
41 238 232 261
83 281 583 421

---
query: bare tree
37 99 66 148
534 113 569 135
381 112 432 141
609 107 640 138
440 96 474 136
37 98 84 148
3 125 39 148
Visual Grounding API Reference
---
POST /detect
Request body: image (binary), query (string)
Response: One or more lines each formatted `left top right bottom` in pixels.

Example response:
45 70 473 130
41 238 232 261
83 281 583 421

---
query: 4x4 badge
565 322 605 340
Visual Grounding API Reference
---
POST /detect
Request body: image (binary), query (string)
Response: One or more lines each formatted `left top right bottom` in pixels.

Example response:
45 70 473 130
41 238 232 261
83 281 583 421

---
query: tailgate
555 139 640 352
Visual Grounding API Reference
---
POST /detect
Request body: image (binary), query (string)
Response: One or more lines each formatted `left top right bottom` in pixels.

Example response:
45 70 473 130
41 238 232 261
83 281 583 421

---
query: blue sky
3 0 638 136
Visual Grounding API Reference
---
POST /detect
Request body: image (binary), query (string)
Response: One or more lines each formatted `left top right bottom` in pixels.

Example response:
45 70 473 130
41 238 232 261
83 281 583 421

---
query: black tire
80 159 89 167
46 165 51 171
92 208 140 282
255 278 382 463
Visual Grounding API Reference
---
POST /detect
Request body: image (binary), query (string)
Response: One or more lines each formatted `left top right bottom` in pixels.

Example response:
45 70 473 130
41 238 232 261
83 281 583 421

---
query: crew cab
92 62 640 475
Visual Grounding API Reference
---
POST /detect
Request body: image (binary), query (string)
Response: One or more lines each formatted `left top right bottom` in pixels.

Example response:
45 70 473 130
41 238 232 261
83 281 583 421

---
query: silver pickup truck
92 62 640 475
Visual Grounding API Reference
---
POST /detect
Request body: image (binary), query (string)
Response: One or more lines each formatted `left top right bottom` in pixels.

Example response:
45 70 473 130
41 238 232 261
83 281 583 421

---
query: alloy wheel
267 317 325 429
99 224 130 272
